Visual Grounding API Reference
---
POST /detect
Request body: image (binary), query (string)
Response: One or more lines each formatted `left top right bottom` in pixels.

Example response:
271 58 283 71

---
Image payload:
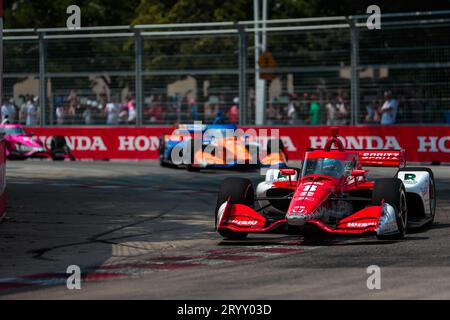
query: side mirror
280 168 296 176
351 169 367 177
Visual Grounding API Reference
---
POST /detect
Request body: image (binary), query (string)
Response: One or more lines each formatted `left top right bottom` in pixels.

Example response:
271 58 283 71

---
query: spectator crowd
1 89 403 126
1 95 39 125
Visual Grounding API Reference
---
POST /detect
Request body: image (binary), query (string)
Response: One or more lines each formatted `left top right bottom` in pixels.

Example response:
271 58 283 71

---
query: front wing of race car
7 147 73 160
216 199 400 237
6 148 48 159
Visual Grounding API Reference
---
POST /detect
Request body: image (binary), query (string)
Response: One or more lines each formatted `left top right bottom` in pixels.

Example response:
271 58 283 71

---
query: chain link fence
3 11 450 126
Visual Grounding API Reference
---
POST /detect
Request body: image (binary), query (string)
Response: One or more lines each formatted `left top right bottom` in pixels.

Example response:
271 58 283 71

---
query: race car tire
372 178 407 240
50 136 71 161
69 150 76 161
186 139 200 172
397 167 436 225
50 136 67 150
266 138 288 161
215 177 254 240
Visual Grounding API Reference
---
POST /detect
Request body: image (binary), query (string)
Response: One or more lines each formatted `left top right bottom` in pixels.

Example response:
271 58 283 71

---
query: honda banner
27 126 450 162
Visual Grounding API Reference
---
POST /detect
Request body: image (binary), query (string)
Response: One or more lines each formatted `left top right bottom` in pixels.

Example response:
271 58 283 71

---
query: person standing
380 91 398 125
1 97 16 123
19 95 28 124
127 96 136 124
213 111 225 124
56 104 65 125
308 94 321 125
26 96 37 126
83 100 94 125
147 95 164 124
1 98 9 123
228 97 239 124
325 94 337 125
286 94 297 125
335 94 349 125
105 96 119 125
188 97 199 121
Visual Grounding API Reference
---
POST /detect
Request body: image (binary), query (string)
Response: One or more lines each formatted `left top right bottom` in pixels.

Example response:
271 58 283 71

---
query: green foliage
4 0 141 28
5 0 450 29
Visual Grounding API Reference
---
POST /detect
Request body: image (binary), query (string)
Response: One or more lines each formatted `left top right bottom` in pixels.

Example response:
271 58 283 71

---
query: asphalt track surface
0 160 449 299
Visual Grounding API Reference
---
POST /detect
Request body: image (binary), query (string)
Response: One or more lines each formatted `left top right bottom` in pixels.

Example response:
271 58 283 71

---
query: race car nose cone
286 213 307 226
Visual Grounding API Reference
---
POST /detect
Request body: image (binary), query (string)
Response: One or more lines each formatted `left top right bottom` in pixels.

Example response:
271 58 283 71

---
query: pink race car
1 124 74 161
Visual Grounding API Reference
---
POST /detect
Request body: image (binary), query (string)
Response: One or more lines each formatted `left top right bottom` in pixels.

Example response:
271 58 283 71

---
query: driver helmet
322 158 343 177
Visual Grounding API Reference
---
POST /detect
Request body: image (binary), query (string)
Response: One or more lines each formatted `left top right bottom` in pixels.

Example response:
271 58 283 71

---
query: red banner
27 126 450 163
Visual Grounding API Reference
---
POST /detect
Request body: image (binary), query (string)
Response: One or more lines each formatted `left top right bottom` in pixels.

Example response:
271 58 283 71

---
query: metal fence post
38 32 46 126
238 25 247 126
134 29 143 126
350 20 360 125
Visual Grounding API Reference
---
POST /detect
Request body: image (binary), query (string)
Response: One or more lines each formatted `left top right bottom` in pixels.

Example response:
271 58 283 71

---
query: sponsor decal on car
346 222 377 228
403 173 417 184
229 219 258 226
360 152 399 161
290 206 306 214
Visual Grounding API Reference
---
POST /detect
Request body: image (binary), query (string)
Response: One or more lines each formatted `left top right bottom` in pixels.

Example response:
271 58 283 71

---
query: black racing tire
69 150 76 161
50 136 71 161
266 138 288 161
186 139 200 172
215 177 254 240
372 178 407 240
50 136 67 150
397 167 436 225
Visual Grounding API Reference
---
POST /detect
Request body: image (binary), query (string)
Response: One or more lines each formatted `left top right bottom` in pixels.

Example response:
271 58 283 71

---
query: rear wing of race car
305 147 406 167
358 149 406 167
176 123 207 132
306 129 406 167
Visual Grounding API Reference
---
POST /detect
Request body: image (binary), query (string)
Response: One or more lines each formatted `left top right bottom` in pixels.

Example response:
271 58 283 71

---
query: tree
4 0 141 29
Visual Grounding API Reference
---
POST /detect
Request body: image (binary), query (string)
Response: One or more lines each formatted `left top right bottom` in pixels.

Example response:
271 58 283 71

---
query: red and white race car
215 128 436 240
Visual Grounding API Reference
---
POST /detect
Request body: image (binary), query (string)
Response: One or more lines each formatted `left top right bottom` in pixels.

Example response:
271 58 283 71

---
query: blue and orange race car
158 123 288 171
